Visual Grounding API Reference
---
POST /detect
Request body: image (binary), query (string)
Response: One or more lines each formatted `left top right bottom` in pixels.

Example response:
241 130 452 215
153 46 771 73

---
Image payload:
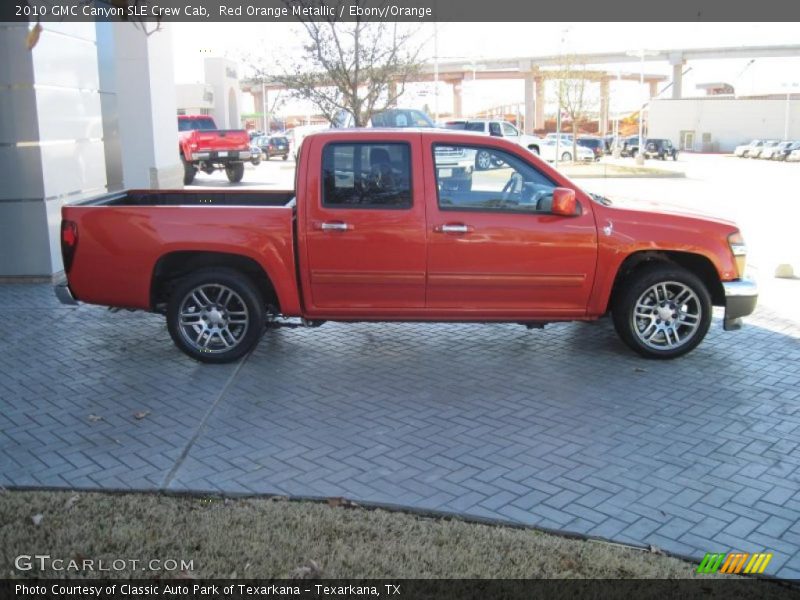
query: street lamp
626 49 657 165
783 82 798 141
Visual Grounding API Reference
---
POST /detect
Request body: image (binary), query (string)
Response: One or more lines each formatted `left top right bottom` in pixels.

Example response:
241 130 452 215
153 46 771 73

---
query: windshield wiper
589 192 612 206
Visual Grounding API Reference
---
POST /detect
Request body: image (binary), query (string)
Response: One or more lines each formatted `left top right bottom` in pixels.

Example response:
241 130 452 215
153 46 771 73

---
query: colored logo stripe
697 553 773 574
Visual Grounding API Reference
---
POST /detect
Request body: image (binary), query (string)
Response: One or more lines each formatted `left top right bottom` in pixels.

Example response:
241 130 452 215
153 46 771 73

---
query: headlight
728 232 747 277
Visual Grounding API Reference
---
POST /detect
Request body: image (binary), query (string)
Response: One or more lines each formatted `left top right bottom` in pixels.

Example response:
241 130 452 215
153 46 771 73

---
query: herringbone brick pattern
2 283 800 578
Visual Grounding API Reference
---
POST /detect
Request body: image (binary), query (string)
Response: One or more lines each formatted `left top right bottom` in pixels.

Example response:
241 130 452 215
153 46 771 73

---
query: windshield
178 117 216 132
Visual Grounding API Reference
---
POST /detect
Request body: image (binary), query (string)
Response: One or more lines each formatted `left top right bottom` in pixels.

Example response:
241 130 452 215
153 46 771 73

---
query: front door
304 137 427 312
425 140 597 317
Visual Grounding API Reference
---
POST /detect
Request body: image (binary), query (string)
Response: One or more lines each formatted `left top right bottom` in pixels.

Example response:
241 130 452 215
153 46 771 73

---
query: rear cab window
322 142 412 209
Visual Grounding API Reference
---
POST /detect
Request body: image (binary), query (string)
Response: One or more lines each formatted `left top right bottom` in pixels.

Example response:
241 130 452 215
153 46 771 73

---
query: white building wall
113 24 182 189
204 57 242 129
176 83 214 113
649 98 800 152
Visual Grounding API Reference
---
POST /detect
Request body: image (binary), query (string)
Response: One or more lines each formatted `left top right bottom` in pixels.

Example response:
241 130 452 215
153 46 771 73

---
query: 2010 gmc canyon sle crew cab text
55 129 757 363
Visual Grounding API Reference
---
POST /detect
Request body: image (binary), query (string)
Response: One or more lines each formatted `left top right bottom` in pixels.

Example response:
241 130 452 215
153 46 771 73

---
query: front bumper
54 273 78 306
722 278 758 331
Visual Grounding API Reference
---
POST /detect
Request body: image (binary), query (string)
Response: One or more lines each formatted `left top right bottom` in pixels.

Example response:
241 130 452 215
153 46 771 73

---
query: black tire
225 162 245 183
282 154 288 161
166 268 265 364
561 152 572 162
612 263 712 359
182 160 196 185
475 150 493 171
528 146 540 156
672 153 678 161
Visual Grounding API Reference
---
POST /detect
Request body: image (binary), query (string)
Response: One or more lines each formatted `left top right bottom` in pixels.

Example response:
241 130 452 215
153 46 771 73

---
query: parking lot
3 151 800 578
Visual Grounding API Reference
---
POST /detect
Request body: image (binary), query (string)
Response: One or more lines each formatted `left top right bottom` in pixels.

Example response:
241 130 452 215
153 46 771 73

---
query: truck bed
75 189 296 207
61 189 301 314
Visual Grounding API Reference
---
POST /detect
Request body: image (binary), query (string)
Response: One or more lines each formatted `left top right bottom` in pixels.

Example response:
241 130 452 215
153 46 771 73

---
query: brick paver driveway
3 283 800 577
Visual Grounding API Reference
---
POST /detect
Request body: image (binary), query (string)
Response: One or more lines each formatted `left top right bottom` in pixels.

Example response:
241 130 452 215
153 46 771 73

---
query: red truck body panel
64 201 301 315
62 129 742 326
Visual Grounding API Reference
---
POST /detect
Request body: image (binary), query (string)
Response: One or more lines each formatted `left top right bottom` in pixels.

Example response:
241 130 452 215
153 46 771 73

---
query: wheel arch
607 250 725 313
151 251 280 313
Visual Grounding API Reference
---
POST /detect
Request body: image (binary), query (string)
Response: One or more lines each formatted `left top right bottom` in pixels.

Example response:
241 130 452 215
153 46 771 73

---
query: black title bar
3 0 800 22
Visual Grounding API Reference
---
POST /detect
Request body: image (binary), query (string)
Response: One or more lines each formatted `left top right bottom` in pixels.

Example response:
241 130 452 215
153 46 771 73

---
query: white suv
444 119 544 169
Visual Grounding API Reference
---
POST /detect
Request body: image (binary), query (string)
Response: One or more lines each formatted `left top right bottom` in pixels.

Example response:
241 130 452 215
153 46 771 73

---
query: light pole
613 70 621 158
433 23 439 122
783 83 798 141
627 49 655 165
554 26 571 170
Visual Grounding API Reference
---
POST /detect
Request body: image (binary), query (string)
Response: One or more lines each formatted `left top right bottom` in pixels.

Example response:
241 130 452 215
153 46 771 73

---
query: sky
170 22 800 118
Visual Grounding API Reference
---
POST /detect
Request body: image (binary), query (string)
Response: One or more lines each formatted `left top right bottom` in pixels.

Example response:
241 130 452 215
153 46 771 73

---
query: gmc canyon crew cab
56 129 757 363
178 115 251 185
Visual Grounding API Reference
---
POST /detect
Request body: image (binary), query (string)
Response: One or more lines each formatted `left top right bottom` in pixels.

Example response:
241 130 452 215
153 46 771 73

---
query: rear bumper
191 150 250 161
722 278 758 331
54 273 78 306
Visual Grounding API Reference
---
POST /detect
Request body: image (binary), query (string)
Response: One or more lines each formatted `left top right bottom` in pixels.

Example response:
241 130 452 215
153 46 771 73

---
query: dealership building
648 95 800 152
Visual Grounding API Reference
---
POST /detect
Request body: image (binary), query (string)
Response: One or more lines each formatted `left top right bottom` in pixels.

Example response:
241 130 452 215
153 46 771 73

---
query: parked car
733 139 763 157
643 138 678 161
249 144 262 166
775 141 800 161
333 108 436 129
747 140 779 159
56 129 756 363
539 138 595 162
444 119 544 168
178 115 251 185
620 136 643 158
761 140 796 160
545 133 574 143
576 137 606 160
263 135 290 160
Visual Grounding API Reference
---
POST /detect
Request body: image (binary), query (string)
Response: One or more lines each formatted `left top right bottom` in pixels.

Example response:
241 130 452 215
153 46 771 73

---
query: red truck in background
56 129 757 363
178 115 251 185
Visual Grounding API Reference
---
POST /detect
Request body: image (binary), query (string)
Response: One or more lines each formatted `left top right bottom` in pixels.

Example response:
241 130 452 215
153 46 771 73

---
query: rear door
303 134 427 312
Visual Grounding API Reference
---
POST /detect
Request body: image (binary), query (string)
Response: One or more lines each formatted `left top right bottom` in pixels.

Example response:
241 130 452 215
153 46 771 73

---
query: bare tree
247 1 423 126
551 57 598 162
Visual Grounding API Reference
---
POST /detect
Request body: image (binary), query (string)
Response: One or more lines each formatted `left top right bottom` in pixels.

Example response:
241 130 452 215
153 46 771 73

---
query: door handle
316 221 353 232
434 223 473 234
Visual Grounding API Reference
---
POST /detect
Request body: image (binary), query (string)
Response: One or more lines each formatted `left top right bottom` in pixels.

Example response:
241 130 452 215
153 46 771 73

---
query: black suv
643 138 678 161
620 136 643 157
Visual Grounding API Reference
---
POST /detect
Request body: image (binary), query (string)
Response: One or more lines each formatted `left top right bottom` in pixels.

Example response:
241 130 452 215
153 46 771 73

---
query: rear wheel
560 152 572 162
182 160 196 185
225 162 245 183
476 150 493 170
282 154 288 161
167 268 265 364
612 264 711 359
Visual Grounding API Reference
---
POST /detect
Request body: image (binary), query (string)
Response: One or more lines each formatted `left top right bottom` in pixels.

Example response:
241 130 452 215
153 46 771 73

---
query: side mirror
551 187 577 216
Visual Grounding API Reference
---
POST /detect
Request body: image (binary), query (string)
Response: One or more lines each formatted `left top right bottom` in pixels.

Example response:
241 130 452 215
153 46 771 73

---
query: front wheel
560 152 572 162
612 264 711 359
282 154 288 161
225 162 245 183
167 268 265 363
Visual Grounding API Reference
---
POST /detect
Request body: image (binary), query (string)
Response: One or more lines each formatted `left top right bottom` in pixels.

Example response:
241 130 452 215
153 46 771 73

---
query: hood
595 194 738 230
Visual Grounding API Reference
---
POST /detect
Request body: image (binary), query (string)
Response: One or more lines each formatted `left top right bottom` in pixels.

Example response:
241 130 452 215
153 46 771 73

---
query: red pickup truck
56 129 757 363
178 115 251 185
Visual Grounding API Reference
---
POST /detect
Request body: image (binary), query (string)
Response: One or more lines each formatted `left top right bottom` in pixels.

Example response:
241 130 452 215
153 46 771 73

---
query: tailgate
193 130 250 151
